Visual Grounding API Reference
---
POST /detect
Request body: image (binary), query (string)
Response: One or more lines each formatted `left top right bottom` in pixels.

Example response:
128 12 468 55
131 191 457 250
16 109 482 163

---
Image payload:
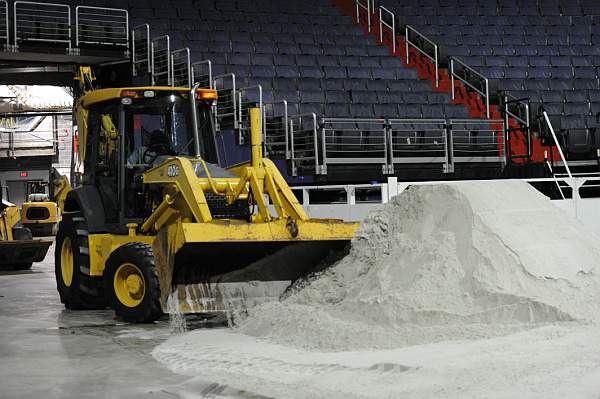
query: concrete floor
0 240 258 399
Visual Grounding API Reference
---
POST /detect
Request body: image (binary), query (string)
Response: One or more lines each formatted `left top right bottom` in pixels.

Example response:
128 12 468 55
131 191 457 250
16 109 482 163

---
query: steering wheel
142 143 172 165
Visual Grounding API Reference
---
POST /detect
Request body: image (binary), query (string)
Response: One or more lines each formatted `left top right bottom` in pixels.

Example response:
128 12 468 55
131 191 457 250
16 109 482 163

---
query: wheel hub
60 237 74 287
113 262 145 308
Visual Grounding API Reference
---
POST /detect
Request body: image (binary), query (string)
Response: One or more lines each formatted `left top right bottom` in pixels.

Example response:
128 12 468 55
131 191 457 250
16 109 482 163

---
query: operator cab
80 88 218 228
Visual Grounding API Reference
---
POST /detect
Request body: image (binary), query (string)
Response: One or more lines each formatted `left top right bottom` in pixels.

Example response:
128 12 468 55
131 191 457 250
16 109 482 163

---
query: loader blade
0 239 52 268
153 220 356 315
169 241 349 314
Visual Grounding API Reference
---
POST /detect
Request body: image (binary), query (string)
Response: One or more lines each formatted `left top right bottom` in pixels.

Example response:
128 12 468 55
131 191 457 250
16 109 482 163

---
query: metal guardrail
450 57 490 118
543 111 573 179
288 118 507 175
405 25 439 87
355 0 375 32
13 1 71 51
503 93 532 160
237 85 263 145
151 35 171 86
264 100 289 158
322 118 390 174
75 6 128 49
131 24 150 76
192 60 212 89
379 6 395 53
289 113 319 175
171 47 191 87
213 73 237 133
0 1 7 49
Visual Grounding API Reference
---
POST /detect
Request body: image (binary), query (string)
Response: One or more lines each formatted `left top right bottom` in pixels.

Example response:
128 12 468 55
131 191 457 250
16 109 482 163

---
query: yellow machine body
21 201 60 236
0 199 51 268
56 68 358 320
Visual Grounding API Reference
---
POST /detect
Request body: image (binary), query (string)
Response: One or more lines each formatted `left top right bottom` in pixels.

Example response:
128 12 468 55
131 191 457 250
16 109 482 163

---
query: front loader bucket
153 219 358 314
0 239 52 268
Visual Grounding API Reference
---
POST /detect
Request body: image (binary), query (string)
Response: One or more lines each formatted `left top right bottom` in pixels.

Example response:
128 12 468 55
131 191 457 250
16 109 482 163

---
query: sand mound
237 181 600 350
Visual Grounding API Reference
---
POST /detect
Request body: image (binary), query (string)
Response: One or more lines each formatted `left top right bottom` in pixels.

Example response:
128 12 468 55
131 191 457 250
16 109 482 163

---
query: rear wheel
54 212 106 309
104 243 162 323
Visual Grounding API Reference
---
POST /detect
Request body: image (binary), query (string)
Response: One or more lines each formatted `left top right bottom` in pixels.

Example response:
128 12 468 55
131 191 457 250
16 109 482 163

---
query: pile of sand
236 181 600 351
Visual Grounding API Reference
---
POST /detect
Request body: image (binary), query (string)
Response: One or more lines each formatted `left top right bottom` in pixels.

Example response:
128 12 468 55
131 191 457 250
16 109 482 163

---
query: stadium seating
377 0 600 157
127 0 471 120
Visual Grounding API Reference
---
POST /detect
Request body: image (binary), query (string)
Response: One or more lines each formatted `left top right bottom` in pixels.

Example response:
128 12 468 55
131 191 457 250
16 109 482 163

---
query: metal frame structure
75 6 128 49
405 25 439 87
503 93 532 161
0 0 8 49
321 118 390 174
192 60 212 89
13 1 71 51
151 35 171 86
131 24 150 76
263 99 289 158
450 57 490 118
288 117 507 176
355 0 375 32
379 6 395 53
171 47 191 87
289 113 319 176
213 73 238 133
237 85 264 144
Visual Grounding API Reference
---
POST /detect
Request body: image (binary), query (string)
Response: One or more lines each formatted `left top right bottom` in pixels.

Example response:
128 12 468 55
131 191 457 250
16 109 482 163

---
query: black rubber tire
104 242 163 323
54 212 106 310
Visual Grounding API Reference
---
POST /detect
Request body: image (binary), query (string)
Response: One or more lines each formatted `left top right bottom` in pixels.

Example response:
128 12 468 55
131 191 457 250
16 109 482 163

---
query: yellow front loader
20 181 60 237
54 68 358 321
0 188 52 270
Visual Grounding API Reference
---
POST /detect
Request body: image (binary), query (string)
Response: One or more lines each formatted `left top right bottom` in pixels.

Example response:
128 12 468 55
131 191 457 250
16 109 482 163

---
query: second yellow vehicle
21 181 60 237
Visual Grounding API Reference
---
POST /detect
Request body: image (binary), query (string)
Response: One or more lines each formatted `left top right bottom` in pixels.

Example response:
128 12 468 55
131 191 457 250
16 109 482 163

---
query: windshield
124 94 217 165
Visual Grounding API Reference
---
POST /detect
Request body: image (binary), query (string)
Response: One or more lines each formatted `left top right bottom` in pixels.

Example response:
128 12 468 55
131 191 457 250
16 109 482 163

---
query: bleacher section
1 0 597 182
125 0 512 180
375 0 600 162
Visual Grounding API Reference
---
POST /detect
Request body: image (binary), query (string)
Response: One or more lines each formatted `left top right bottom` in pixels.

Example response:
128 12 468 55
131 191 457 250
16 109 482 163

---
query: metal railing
131 24 150 76
503 93 532 160
213 73 237 133
450 57 490 118
192 60 212 89
75 6 128 49
13 1 71 51
171 47 191 87
286 118 507 176
289 113 319 175
264 100 289 158
322 118 390 174
0 1 8 49
379 6 395 53
388 118 450 172
543 111 573 179
237 85 263 145
405 25 439 87
151 35 171 86
355 0 374 32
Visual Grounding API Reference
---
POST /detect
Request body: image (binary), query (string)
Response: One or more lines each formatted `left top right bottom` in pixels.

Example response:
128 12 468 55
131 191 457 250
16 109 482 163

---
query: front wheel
104 243 163 323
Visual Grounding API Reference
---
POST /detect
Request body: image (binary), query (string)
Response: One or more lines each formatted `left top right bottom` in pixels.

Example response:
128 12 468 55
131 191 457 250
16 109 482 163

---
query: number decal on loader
167 165 180 177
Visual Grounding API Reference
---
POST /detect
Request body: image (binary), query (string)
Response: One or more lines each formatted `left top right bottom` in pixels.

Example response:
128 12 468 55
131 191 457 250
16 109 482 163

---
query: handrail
405 25 439 87
503 93 532 160
379 6 395 53
192 59 212 89
171 47 191 87
543 111 573 179
131 24 150 76
545 160 567 200
151 35 171 86
355 0 373 32
289 113 319 175
450 57 490 118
